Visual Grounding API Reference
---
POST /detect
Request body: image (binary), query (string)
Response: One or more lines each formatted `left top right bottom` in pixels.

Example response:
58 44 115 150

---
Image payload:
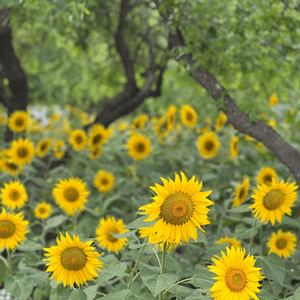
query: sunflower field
0 101 299 300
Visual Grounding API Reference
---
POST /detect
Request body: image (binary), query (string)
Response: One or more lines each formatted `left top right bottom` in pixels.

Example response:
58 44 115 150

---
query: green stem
259 225 263 256
7 249 14 275
159 244 168 300
163 277 193 295
248 219 257 255
128 244 146 289
72 214 78 235
147 244 162 270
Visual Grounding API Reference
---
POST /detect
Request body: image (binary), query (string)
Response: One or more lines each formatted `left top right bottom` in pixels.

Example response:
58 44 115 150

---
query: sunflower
44 232 103 288
209 247 263 300
69 129 87 151
10 138 34 167
249 179 298 225
166 105 177 131
230 136 239 158
268 94 279 107
232 177 250 207
244 134 254 142
256 167 277 186
94 170 115 193
36 139 52 157
216 237 242 250
268 118 277 130
197 132 220 159
53 178 89 216
96 216 128 254
53 140 66 159
255 142 264 151
155 116 171 139
127 134 152 161
89 147 102 160
132 114 148 130
117 121 129 132
0 158 22 176
1 181 28 210
180 105 197 128
214 112 227 132
0 208 29 250
139 172 213 245
34 202 52 220
8 110 28 133
88 124 110 150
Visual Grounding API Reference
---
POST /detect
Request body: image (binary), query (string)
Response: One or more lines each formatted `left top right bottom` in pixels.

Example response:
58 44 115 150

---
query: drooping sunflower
267 229 297 259
0 158 22 176
0 208 29 250
214 112 227 132
209 247 264 300
232 177 250 208
94 170 115 193
268 94 279 107
216 237 242 250
230 136 239 158
8 110 28 133
180 104 197 128
36 139 52 157
53 178 90 216
197 132 220 159
53 140 66 159
132 114 148 130
89 147 102 160
69 129 87 151
166 105 177 131
87 124 110 150
44 232 103 288
127 134 152 161
96 216 128 254
139 172 213 245
10 138 35 167
256 167 277 186
34 202 52 220
249 179 298 225
1 181 28 210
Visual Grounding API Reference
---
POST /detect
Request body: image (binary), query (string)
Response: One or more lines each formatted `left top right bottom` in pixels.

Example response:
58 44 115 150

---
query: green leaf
102 193 122 214
235 224 258 239
153 273 178 296
18 240 44 251
95 290 130 300
230 204 251 213
195 230 208 244
140 266 159 296
45 215 68 230
201 244 227 262
258 290 277 300
125 216 155 229
4 275 34 300
97 260 127 284
256 253 285 285
189 265 214 291
112 229 137 239
83 285 99 300
57 284 88 300
0 259 7 283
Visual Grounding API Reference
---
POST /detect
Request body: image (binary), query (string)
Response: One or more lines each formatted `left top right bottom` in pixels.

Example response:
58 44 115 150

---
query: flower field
0 102 299 300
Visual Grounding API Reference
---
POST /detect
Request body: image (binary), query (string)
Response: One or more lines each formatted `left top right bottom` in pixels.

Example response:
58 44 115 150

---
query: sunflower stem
159 243 168 300
128 244 146 290
163 277 193 295
7 249 14 276
248 219 257 255
72 214 78 235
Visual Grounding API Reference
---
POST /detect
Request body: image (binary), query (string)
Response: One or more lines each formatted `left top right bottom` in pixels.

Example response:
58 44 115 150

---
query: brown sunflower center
0 220 16 238
204 140 214 151
39 208 46 214
15 117 24 127
61 247 87 271
161 192 194 225
233 141 238 151
17 147 29 158
6 162 18 170
92 134 102 145
276 238 287 249
186 112 193 121
40 142 48 151
135 142 145 153
75 135 83 144
239 188 245 199
63 187 80 202
101 178 109 186
106 227 119 243
225 269 247 292
9 189 20 201
263 175 272 185
263 190 284 210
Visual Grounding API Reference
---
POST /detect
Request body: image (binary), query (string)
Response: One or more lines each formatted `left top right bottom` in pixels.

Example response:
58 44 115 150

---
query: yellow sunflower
197 132 220 159
267 229 297 259
36 139 52 157
10 138 35 167
34 202 52 220
139 172 213 245
268 94 279 107
53 178 90 216
232 177 250 208
0 158 22 176
166 105 177 131
154 116 171 139
214 112 227 132
53 140 66 159
0 208 29 250
244 134 254 142
132 114 148 130
267 118 277 130
94 170 115 193
8 110 28 133
69 129 87 151
256 167 277 186
96 216 128 254
255 142 264 151
216 237 241 250
180 104 197 128
249 179 298 225
230 136 239 158
127 134 152 161
209 247 263 300
1 181 28 210
44 232 103 288
88 124 110 150
89 147 102 160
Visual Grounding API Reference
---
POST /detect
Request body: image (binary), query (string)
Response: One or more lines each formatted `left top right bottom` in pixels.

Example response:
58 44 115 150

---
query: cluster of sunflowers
0 100 299 300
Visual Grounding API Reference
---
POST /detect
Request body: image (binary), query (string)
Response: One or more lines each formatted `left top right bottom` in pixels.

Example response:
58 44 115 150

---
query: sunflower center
75 135 83 144
0 220 16 239
39 208 46 214
6 162 18 170
15 117 24 127
101 178 109 186
186 112 193 121
161 192 194 225
225 269 247 292
263 175 272 185
106 227 119 243
135 142 145 153
239 188 245 199
40 142 47 151
63 187 80 202
92 134 102 145
276 238 287 249
204 140 214 151
17 147 29 158
233 141 238 151
263 190 285 210
61 247 87 271
9 189 20 201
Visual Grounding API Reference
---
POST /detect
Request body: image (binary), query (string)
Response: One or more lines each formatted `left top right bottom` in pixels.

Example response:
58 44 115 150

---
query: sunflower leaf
95 289 130 300
153 273 178 296
125 216 155 229
57 284 88 300
45 214 68 230
4 275 34 300
18 240 44 251
189 265 214 290
230 204 251 213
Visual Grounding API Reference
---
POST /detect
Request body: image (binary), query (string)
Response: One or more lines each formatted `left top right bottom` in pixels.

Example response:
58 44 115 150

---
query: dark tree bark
0 9 29 141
